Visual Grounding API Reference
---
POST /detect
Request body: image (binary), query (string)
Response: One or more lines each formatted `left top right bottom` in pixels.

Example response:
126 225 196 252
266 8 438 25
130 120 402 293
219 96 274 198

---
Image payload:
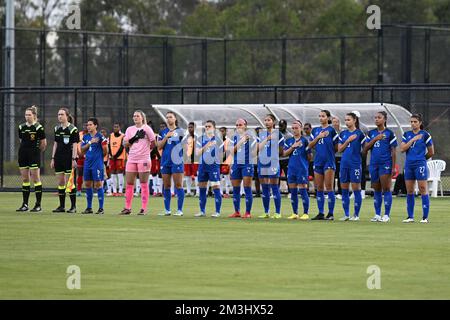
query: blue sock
327 191 335 215
261 184 271 214
244 186 253 213
271 184 281 214
407 194 415 219
233 186 241 213
290 187 298 214
421 194 430 220
163 188 171 211
374 191 382 216
317 191 325 214
383 191 392 216
97 188 104 209
199 187 207 213
299 188 309 214
176 188 184 212
86 188 93 209
213 188 222 213
342 189 350 217
354 190 362 217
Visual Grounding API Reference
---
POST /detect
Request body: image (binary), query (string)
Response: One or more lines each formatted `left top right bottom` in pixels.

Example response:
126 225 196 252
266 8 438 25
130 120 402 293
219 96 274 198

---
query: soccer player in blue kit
400 113 434 223
194 120 223 218
228 118 257 219
337 113 366 221
364 111 398 223
283 120 312 220
80 118 108 214
157 112 185 216
308 110 339 221
257 114 285 219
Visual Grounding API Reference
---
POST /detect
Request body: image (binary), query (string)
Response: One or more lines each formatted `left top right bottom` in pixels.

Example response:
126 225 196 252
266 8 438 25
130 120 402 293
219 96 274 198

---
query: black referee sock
69 187 76 208
58 186 66 208
34 182 42 206
22 182 31 206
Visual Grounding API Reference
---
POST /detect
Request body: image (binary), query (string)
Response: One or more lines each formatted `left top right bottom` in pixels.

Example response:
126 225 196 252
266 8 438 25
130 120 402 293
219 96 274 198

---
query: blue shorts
258 165 280 178
404 162 428 181
287 170 308 184
198 166 220 182
340 166 362 184
161 164 184 174
84 166 104 182
313 161 336 175
369 163 392 183
230 164 254 180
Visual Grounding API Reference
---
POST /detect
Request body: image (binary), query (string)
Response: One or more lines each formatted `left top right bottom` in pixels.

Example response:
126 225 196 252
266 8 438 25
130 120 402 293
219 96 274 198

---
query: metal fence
1 84 449 190
2 25 450 89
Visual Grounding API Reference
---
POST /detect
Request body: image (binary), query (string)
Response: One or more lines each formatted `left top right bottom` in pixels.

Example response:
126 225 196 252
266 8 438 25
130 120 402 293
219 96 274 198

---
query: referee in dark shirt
16 106 47 212
50 108 79 213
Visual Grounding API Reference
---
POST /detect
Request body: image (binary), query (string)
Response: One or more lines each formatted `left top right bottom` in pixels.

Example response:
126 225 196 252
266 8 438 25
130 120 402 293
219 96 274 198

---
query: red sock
125 184 134 209
77 176 83 191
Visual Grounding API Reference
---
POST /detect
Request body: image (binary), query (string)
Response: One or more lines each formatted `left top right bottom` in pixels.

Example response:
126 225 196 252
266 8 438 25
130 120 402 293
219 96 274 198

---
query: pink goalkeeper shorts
125 160 151 173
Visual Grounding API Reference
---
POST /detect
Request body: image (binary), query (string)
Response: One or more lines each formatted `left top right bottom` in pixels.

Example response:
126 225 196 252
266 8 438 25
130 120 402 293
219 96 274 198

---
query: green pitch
0 192 449 299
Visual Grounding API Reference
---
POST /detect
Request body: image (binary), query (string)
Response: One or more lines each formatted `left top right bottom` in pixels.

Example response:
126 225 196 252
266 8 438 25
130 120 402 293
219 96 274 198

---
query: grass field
0 192 449 300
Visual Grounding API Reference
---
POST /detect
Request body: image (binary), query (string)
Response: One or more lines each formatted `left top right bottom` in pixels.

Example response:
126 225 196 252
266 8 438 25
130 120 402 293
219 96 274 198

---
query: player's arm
50 142 57 168
114 140 125 159
400 134 421 152
102 140 108 157
391 146 397 174
38 126 47 152
156 131 173 149
308 131 326 149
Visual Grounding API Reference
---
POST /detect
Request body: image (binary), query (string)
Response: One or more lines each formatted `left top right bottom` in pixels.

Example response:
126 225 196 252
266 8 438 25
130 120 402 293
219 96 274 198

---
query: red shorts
126 160 151 173
151 159 160 174
77 158 85 167
110 159 125 172
220 164 230 175
184 163 199 177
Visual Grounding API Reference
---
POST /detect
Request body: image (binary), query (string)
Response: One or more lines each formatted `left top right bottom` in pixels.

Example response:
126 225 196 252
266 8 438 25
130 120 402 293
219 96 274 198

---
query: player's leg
83 176 94 214
259 176 271 218
18 168 31 211
196 171 208 217
230 165 243 217
269 176 281 217
172 167 185 215
161 171 173 214
30 167 42 211
94 175 104 214
242 172 253 218
288 182 299 219
340 167 350 220
210 169 222 217
324 168 336 219
312 168 325 220
138 167 150 214
117 161 125 194
404 178 416 221
417 180 429 222
298 180 310 220
380 168 393 220
121 162 138 214
54 170 68 212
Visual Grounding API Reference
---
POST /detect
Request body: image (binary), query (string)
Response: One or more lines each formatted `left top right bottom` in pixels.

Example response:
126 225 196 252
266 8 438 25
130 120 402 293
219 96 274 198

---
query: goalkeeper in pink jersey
118 110 156 215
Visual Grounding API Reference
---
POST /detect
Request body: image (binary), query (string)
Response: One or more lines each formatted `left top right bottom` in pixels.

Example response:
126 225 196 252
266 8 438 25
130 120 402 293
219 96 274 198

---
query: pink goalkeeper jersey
124 124 156 163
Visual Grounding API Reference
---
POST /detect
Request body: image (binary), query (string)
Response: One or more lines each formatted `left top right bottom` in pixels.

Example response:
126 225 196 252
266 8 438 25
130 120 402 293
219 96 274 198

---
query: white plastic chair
427 160 446 197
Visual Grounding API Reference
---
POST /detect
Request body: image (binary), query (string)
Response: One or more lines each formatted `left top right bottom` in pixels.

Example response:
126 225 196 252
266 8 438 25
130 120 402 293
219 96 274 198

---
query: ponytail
59 107 73 124
378 111 388 128
347 112 360 129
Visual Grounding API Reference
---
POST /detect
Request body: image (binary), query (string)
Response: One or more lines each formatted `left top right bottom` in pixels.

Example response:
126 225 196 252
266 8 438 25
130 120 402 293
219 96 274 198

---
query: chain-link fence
2 25 450 88
1 85 449 190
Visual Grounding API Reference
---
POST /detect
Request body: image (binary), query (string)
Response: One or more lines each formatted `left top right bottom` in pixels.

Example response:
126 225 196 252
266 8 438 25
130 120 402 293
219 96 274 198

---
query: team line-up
16 106 434 223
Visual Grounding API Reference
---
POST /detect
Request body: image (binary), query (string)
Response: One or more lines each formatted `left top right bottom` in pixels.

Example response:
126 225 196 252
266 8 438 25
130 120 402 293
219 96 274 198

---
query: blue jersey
310 126 338 166
81 132 107 169
339 129 366 168
367 128 398 165
158 127 185 166
257 129 284 168
197 134 221 169
402 130 433 165
284 136 311 173
231 132 257 166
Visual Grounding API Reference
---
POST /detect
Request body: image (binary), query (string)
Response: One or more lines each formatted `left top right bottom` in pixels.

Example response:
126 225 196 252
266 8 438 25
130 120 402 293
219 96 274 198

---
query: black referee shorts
18 147 41 170
54 155 73 174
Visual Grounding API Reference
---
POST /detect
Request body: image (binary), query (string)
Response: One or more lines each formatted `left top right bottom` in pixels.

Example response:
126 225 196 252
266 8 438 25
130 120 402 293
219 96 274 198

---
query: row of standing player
16 106 434 222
